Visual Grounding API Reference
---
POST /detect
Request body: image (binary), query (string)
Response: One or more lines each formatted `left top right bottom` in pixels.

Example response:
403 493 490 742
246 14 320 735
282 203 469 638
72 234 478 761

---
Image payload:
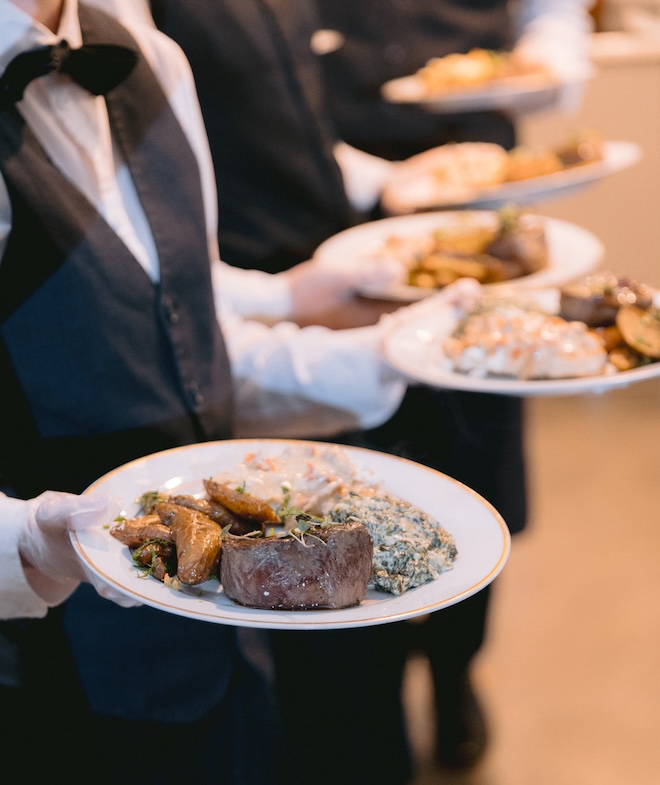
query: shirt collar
1 0 83 76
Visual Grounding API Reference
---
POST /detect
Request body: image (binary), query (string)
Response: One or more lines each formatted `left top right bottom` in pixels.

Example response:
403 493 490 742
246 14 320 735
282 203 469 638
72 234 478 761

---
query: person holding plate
0 1 415 782
315 0 593 159
312 0 594 771
74 0 590 781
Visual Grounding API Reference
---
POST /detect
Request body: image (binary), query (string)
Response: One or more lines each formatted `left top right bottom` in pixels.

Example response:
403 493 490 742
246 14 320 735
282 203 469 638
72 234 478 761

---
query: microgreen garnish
132 539 171 576
279 506 326 525
279 507 333 546
136 491 168 514
281 483 291 507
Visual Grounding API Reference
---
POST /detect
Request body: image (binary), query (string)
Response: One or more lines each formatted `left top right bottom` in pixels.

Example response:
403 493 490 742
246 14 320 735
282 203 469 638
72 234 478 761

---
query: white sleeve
214 287 406 437
513 0 594 80
333 142 397 211
211 260 293 321
0 495 50 620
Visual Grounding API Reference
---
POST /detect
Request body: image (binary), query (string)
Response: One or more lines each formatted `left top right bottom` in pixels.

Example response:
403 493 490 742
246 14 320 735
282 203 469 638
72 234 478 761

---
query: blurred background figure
315 0 593 159
312 0 593 772
142 0 383 276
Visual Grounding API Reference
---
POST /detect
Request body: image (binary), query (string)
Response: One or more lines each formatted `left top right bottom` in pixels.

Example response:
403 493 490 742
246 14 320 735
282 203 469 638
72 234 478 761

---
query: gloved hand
378 276 483 333
284 255 405 321
17 490 141 608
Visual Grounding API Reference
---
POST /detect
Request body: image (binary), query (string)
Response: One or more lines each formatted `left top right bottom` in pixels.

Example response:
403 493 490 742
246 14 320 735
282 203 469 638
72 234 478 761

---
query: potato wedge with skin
169 494 264 535
616 306 660 359
154 502 223 585
110 514 175 548
203 478 280 524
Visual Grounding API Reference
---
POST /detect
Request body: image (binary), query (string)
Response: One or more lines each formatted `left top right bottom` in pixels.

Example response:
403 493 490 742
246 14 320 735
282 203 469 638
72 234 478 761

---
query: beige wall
518 32 660 288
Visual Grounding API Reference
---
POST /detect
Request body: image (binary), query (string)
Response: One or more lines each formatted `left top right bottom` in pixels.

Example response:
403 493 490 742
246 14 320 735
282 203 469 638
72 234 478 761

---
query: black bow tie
0 39 138 109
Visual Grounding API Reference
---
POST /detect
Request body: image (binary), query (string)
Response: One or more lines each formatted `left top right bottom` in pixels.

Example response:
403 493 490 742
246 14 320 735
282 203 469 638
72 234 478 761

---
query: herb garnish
136 491 169 514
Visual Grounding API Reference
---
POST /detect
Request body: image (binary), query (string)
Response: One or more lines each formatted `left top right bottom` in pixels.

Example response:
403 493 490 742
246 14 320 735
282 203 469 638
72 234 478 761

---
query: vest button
187 382 204 407
162 296 179 324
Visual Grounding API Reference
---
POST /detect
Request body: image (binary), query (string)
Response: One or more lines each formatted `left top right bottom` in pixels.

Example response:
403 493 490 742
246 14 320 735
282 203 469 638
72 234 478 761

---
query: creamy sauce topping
213 444 377 516
444 300 608 379
214 445 458 595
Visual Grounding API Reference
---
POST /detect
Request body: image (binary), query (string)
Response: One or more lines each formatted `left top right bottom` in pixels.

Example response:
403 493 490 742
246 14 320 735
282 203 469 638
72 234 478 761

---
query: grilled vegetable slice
616 305 660 359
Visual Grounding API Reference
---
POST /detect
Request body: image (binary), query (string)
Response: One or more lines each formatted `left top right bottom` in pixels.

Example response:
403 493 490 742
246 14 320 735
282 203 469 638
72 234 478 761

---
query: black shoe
435 672 488 770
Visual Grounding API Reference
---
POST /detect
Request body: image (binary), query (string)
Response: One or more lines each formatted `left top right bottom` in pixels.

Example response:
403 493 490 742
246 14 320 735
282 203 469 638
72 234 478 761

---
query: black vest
316 0 516 158
0 6 233 499
0 6 246 726
150 0 359 273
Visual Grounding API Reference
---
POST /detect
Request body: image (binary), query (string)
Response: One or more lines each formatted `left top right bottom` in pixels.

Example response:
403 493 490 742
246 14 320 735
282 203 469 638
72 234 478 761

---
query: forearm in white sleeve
333 141 397 211
0 495 50 620
211 260 293 321
218 302 406 438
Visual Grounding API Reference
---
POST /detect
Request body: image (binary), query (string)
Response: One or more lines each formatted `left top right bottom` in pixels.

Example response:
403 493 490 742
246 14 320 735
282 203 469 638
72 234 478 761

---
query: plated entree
413 48 551 97
382 134 604 213
109 445 458 609
443 272 660 380
370 208 547 291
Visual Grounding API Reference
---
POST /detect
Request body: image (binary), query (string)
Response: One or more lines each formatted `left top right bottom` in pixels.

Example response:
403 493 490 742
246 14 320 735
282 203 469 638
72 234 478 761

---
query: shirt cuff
213 261 293 321
334 142 396 211
0 495 50 619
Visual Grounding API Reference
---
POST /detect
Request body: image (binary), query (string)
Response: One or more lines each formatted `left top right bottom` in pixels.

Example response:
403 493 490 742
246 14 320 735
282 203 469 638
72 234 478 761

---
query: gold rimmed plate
72 439 510 630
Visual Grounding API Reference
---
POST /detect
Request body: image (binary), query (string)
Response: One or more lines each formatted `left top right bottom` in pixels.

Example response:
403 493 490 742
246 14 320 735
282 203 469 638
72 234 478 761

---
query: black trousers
0 604 289 785
270 387 525 785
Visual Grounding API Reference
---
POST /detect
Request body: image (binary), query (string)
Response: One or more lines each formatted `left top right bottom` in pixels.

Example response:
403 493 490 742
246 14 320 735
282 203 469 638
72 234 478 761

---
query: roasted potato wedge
169 494 264 535
154 503 223 585
203 478 280 524
133 541 176 582
110 514 175 548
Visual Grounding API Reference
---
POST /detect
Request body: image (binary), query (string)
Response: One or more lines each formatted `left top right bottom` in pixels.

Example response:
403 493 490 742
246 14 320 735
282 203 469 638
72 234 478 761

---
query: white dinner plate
313 211 604 302
382 141 642 213
381 71 562 113
72 439 510 630
383 292 660 397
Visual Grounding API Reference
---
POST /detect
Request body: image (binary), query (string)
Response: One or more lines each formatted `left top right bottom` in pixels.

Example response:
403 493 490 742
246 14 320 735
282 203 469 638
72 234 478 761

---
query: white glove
378 277 483 333
284 256 405 321
18 490 140 608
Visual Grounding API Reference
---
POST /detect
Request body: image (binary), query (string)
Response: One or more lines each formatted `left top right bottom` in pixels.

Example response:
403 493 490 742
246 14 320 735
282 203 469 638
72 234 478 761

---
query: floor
403 376 660 785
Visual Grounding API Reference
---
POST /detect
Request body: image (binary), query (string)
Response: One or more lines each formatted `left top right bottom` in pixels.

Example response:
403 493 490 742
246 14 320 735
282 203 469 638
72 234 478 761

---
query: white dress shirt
0 494 49 618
